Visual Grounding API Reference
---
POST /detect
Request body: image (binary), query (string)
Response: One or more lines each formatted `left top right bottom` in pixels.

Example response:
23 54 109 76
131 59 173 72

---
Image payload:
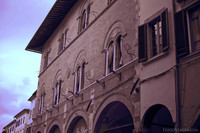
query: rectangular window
175 3 200 58
138 8 169 62
189 5 200 52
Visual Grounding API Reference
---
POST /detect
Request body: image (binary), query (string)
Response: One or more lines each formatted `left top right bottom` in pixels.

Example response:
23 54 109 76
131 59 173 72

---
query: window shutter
162 9 169 51
138 24 147 62
175 10 189 58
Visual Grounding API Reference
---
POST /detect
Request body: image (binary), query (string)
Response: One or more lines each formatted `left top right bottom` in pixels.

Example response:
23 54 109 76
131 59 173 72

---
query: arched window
53 80 62 105
79 5 90 32
38 93 44 113
107 41 114 74
67 117 88 133
106 35 123 75
58 30 68 54
74 63 85 93
116 35 123 69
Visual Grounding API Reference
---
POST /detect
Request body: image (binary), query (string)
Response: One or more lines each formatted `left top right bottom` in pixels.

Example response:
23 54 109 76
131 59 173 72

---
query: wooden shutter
175 10 189 58
162 9 169 51
138 24 147 62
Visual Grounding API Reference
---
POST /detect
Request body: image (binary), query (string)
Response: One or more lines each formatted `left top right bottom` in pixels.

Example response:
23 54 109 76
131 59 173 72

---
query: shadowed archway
142 104 174 133
49 125 61 133
94 101 134 133
67 116 88 133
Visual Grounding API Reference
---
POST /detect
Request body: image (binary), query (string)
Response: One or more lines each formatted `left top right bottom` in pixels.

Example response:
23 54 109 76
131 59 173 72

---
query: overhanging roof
28 90 37 101
14 109 29 118
4 120 16 128
25 0 78 53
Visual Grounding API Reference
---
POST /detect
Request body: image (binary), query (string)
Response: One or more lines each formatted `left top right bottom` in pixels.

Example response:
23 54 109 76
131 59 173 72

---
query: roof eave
25 0 78 53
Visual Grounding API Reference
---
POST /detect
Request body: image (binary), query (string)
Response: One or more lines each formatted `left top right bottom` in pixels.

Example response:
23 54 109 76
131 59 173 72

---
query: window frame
188 4 200 53
175 2 200 59
53 80 62 105
79 4 90 33
105 35 123 75
74 62 85 93
38 93 44 113
43 51 50 70
138 8 169 63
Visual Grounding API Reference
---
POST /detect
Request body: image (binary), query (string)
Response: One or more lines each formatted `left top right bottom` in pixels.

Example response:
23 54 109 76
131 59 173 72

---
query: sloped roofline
25 0 78 53
14 109 29 118
28 90 37 101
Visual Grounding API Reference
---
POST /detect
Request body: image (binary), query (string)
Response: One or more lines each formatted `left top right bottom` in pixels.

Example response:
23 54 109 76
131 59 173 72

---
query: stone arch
103 20 126 50
73 50 87 73
53 69 62 87
47 119 62 133
191 114 200 132
77 0 92 32
65 109 89 133
93 93 135 133
142 104 174 133
35 126 43 133
78 0 91 16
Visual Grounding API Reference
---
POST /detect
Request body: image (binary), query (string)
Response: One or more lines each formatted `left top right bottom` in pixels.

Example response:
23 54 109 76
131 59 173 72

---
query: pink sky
0 0 55 132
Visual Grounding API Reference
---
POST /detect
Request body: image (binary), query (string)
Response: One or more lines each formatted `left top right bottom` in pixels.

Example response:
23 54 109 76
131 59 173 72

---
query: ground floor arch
67 116 88 133
49 125 61 133
142 104 174 133
94 101 134 133
191 115 200 133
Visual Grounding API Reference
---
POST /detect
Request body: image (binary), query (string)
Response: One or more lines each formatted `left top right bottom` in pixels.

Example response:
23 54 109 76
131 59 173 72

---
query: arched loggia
94 101 134 133
67 116 88 133
49 125 61 133
142 104 174 133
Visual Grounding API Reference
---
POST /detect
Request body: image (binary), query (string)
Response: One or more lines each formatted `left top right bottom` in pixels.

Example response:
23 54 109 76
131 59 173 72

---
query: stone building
3 120 15 133
14 109 30 133
25 0 200 133
27 91 37 133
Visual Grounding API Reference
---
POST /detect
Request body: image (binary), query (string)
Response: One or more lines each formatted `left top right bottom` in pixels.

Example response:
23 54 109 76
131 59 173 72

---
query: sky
0 0 56 132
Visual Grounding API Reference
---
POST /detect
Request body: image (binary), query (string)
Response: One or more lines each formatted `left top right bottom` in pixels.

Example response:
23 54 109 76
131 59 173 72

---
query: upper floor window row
138 8 169 62
175 3 200 58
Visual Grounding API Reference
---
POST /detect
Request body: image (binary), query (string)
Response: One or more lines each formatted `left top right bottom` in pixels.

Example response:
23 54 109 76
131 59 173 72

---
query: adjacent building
24 0 200 133
27 91 37 133
174 0 200 131
2 120 15 133
14 109 30 133
2 90 37 133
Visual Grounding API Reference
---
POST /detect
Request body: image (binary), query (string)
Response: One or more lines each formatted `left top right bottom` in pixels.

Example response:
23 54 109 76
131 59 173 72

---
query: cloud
0 0 56 132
